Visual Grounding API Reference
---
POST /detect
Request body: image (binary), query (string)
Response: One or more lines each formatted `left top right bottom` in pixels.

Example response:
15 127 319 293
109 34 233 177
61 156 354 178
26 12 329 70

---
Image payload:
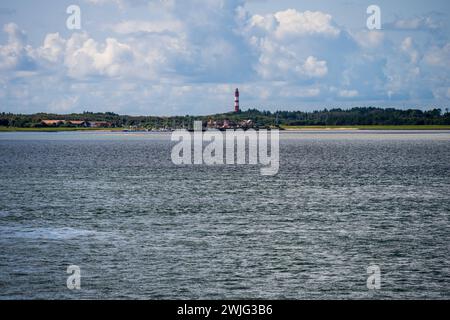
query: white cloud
280 86 321 98
274 9 340 39
248 14 276 33
85 0 113 3
110 19 183 34
388 16 443 31
84 0 139 7
338 89 358 98
424 43 450 67
401 37 419 64
254 38 328 80
354 31 384 49
36 33 66 63
1 7 248 83
70 37 135 78
4 22 26 44
246 9 340 39
431 87 450 100
85 0 172 8
244 9 336 83
0 23 35 71
301 56 328 78
49 96 80 112
32 31 187 80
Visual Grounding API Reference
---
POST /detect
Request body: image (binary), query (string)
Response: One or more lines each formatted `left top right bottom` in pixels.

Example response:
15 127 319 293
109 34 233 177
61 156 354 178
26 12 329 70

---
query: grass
281 125 450 130
0 126 125 132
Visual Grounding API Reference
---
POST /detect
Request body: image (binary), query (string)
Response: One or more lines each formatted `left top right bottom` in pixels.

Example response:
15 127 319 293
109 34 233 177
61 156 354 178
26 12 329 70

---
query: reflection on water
0 226 105 240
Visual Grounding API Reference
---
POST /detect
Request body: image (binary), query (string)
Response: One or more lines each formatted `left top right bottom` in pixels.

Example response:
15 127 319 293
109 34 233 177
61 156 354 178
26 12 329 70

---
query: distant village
41 88 257 131
41 120 113 128
39 118 256 131
205 88 254 130
206 119 254 130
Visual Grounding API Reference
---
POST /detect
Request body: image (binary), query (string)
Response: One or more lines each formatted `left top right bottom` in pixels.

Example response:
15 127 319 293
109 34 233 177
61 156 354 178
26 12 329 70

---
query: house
67 120 88 126
41 120 112 127
41 120 65 126
88 121 112 128
239 119 253 128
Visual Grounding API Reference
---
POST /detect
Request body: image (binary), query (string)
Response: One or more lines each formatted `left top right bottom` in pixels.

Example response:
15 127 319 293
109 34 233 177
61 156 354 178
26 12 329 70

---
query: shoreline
1 125 450 132
0 127 125 132
281 125 450 131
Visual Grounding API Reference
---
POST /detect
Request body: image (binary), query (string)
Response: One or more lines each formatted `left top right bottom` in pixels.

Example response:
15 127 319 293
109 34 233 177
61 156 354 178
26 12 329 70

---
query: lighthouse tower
234 88 240 113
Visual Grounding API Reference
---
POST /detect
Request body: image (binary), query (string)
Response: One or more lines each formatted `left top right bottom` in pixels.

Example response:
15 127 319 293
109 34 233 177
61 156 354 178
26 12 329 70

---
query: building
234 88 240 113
88 121 112 128
41 120 65 126
68 120 87 126
41 120 112 127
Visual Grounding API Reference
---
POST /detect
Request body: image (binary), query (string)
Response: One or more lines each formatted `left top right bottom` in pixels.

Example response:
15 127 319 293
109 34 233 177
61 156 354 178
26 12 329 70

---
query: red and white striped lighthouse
234 88 240 113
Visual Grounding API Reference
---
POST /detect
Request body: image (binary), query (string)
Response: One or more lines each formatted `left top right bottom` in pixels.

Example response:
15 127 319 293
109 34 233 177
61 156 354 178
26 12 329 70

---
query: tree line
0 107 449 128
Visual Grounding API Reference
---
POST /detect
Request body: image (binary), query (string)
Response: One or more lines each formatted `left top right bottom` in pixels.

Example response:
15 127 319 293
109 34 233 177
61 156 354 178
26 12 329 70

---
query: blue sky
0 0 449 115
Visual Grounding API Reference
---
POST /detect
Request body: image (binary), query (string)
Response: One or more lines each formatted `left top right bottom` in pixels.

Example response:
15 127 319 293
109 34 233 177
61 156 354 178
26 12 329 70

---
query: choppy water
0 131 449 299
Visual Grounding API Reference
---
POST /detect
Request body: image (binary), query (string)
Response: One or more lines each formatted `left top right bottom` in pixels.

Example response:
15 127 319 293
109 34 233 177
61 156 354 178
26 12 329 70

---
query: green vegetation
2 124 448 132
281 125 450 130
0 126 124 132
1 107 449 130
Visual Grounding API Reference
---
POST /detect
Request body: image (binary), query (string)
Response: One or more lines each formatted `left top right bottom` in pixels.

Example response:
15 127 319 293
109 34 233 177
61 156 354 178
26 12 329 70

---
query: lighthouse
234 88 240 113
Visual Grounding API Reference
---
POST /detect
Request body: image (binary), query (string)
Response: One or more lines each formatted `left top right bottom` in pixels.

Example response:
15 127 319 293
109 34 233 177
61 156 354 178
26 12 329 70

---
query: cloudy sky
0 0 449 115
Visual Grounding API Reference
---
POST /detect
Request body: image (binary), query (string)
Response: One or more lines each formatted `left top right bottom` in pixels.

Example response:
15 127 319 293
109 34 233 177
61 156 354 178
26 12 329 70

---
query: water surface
0 131 449 299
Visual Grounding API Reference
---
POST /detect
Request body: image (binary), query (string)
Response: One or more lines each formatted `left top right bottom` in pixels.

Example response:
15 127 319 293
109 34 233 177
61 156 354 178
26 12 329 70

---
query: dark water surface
0 131 449 299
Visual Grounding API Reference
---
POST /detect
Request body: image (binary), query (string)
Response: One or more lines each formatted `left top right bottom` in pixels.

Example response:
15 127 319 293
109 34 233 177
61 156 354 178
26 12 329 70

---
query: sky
0 0 449 115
